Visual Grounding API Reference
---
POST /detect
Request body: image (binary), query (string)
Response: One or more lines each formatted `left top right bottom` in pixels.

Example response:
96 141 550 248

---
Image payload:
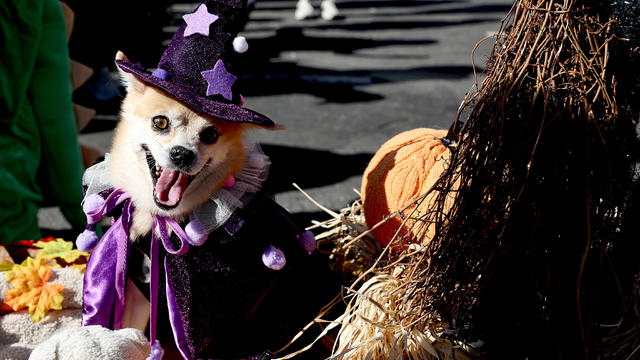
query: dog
80 1 336 358
110 51 255 241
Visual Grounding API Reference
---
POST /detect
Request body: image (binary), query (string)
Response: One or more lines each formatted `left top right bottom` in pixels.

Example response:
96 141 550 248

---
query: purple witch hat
115 0 274 127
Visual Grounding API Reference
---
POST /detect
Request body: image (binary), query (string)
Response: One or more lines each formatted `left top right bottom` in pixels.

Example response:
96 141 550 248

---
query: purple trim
165 217 196 247
152 68 170 81
82 190 133 329
149 219 161 348
85 188 127 225
165 258 190 359
157 217 190 255
113 199 133 329
149 217 191 359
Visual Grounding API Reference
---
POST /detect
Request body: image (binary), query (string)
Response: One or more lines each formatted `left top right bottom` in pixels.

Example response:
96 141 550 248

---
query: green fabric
0 0 85 243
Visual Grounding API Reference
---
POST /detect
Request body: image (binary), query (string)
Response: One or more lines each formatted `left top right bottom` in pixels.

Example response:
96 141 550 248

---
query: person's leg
320 0 339 20
295 0 314 20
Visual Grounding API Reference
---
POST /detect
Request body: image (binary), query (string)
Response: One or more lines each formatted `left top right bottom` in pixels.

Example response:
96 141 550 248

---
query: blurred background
37 0 512 235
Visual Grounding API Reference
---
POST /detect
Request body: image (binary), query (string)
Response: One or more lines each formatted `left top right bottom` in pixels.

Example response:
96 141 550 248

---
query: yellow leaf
70 264 87 273
31 283 65 322
2 256 65 322
0 260 14 272
34 238 89 263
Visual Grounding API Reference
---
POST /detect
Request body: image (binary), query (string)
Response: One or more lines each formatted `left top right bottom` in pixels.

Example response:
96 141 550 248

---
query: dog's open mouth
142 144 197 210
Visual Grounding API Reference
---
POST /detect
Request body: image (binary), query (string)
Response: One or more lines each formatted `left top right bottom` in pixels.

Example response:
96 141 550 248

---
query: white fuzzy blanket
0 268 151 360
0 268 83 360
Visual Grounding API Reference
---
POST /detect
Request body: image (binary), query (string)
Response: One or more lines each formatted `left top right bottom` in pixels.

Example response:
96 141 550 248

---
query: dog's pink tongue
155 169 189 207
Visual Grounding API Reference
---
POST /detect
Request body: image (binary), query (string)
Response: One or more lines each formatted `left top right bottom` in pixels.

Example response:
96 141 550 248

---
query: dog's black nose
170 146 195 169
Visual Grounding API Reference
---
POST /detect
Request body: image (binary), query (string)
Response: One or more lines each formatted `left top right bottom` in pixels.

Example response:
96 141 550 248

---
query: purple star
201 60 237 101
183 4 219 37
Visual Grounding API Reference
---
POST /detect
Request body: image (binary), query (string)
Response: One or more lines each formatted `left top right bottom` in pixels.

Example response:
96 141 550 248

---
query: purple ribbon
165 257 189 359
82 188 201 359
148 216 193 359
82 190 132 330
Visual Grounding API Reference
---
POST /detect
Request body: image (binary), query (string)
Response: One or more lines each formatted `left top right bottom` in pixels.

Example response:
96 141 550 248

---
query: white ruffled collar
188 143 270 233
82 144 270 233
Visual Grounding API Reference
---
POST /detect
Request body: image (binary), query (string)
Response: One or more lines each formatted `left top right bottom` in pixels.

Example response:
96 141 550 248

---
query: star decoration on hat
201 60 237 101
183 4 219 37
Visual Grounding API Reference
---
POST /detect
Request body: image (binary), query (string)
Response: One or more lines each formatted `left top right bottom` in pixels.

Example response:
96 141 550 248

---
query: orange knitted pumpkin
361 128 452 246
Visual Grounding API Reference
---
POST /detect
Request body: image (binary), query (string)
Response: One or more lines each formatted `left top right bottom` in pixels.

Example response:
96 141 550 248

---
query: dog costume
77 1 333 358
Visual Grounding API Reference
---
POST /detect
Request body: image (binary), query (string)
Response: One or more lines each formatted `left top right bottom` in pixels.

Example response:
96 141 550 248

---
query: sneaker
320 0 339 20
295 0 314 20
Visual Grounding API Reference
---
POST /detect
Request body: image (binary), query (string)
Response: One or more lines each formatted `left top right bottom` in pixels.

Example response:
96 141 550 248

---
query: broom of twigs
273 185 474 360
303 192 382 282
323 0 640 358
391 0 640 358
274 0 640 357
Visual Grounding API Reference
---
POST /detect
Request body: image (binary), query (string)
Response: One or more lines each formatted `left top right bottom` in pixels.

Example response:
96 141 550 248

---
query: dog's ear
244 123 285 131
115 51 146 94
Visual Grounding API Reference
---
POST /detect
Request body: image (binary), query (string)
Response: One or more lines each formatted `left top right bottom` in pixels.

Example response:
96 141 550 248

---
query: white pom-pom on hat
233 36 249 53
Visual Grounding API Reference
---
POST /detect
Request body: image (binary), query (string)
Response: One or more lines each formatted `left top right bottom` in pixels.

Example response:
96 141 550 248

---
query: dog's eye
200 127 219 144
152 115 169 131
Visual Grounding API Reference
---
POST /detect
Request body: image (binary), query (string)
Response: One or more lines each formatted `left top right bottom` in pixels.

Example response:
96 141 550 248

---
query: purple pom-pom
147 340 164 360
152 68 170 81
76 229 98 252
185 220 208 246
298 231 316 252
82 194 105 218
262 245 286 270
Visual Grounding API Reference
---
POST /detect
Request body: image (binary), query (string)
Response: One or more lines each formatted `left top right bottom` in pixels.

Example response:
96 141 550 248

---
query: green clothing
0 0 85 243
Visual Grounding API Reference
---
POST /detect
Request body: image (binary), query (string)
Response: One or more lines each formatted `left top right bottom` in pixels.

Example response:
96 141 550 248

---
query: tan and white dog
109 52 276 334
80 2 333 357
111 51 261 240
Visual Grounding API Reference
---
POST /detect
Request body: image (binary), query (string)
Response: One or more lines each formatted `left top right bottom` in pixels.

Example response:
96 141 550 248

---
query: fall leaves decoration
1 238 88 322
3 256 65 322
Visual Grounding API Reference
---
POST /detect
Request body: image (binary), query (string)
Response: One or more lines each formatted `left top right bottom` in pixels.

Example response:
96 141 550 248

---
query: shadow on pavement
234 27 476 103
308 17 495 31
261 144 373 193
343 3 513 18
240 62 475 102
243 27 437 55
254 0 456 11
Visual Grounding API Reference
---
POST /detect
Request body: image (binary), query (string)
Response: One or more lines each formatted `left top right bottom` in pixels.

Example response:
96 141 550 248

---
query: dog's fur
110 51 261 239
105 54 335 356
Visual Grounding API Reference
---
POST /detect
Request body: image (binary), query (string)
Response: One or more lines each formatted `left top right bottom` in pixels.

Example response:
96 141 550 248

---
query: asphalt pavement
40 0 513 232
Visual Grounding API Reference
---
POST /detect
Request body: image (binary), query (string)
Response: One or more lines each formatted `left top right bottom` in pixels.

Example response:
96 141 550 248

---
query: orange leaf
2 256 65 322
31 282 65 322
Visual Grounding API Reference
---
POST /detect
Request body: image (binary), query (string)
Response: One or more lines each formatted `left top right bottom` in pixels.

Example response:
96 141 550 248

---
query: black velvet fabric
131 192 337 359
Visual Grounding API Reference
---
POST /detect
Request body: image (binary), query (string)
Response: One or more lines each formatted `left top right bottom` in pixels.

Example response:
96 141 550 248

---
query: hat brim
115 59 275 127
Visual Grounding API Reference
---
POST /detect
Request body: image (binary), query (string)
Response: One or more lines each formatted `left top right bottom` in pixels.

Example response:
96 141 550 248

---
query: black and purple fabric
114 0 274 127
81 186 336 359
79 149 337 359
